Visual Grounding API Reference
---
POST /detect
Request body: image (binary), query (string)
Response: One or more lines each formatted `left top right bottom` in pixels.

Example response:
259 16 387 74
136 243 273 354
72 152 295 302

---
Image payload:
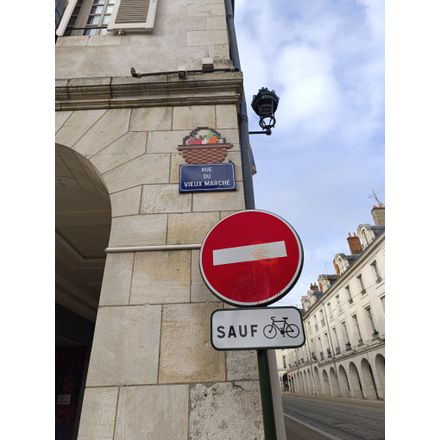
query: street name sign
211 307 305 350
200 210 304 307
179 163 236 192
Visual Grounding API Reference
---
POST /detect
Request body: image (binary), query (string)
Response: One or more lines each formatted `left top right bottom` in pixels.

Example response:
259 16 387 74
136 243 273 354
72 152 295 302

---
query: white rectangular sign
211 307 305 350
213 241 287 266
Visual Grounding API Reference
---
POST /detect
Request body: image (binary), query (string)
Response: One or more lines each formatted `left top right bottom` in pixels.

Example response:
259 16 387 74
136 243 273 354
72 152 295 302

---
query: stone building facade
55 1 264 439
276 206 385 401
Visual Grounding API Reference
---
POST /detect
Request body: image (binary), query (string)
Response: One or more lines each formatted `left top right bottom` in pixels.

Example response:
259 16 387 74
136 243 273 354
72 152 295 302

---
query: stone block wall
56 0 231 79
56 103 264 439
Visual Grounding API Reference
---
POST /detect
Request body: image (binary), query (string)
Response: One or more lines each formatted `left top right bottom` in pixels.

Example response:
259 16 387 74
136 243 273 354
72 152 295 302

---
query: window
332 327 339 347
327 302 333 320
56 0 159 36
365 306 378 335
336 294 342 314
63 0 116 36
352 314 363 344
357 274 366 294
370 260 382 282
56 0 68 29
282 356 287 369
324 332 331 357
341 321 351 349
320 310 325 327
345 285 353 304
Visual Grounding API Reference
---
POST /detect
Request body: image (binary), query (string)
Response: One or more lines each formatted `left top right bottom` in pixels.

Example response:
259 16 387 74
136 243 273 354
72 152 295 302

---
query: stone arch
360 358 379 400
375 354 385 399
338 365 351 398
329 367 342 397
301 371 308 394
348 362 364 399
56 144 112 438
299 371 306 394
313 366 322 395
282 373 288 392
298 372 303 394
321 369 331 396
307 369 315 395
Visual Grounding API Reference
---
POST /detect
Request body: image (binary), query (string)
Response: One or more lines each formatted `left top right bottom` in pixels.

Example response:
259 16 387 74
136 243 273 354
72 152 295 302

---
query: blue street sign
179 163 236 192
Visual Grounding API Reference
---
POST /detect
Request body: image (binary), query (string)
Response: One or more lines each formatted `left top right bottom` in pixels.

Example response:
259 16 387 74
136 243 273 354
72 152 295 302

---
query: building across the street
276 205 385 400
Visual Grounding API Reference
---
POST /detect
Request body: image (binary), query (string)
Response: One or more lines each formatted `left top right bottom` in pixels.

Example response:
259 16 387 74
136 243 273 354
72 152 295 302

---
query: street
282 394 385 440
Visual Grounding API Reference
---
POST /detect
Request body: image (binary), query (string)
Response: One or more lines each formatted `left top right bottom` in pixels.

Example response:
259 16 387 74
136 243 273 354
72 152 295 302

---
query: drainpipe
224 2 286 440
224 0 255 210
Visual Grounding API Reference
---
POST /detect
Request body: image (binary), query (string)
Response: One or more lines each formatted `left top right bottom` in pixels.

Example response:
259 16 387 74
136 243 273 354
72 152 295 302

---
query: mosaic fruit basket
178 127 233 164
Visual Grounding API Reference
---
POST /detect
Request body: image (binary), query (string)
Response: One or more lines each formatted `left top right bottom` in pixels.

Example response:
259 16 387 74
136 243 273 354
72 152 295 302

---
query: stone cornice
55 71 243 111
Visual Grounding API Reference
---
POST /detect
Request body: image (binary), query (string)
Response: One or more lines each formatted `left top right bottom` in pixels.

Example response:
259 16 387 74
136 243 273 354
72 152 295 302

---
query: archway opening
282 373 289 392
338 365 351 398
307 369 315 395
314 367 322 395
322 370 331 396
348 362 364 399
375 354 385 399
300 371 306 394
329 367 342 397
55 145 111 440
361 358 379 400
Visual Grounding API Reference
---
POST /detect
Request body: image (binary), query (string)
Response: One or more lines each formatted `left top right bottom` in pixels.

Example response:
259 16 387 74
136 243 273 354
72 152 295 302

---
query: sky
235 0 384 307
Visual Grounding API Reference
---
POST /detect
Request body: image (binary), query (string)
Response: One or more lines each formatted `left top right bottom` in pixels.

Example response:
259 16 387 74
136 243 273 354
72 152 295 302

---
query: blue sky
235 0 384 307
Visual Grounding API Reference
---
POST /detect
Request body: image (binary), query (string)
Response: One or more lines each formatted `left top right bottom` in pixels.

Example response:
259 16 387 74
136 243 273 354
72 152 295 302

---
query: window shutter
108 0 159 32
56 0 78 37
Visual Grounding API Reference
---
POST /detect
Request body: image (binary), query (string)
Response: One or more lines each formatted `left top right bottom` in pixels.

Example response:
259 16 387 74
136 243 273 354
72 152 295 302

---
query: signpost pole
257 349 278 440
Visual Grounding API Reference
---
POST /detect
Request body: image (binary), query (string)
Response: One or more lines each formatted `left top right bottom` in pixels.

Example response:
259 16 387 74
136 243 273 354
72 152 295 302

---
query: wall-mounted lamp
249 87 280 136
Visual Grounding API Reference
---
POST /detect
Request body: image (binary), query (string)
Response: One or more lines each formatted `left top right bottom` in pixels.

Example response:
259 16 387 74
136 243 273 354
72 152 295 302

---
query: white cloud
275 45 342 135
235 0 384 301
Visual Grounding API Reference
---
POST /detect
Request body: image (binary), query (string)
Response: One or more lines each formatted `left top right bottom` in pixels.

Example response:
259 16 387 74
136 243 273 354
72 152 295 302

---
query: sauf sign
199 210 306 350
211 307 305 350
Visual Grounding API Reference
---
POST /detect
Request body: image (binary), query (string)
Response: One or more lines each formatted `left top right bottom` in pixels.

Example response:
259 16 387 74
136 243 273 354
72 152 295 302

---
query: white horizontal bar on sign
213 241 287 266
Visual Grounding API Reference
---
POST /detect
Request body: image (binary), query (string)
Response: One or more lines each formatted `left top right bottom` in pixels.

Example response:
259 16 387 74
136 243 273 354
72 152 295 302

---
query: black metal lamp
249 87 280 135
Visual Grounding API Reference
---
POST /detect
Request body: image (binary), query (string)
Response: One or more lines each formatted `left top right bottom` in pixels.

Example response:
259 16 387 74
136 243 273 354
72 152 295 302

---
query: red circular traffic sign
199 210 304 307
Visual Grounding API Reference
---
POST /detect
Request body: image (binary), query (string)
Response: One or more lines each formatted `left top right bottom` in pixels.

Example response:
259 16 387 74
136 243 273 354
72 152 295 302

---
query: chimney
310 283 319 292
333 259 341 275
347 232 362 254
371 204 385 226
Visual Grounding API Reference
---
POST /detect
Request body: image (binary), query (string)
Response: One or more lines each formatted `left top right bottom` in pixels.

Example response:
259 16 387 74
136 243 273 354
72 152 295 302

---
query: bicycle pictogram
263 316 300 339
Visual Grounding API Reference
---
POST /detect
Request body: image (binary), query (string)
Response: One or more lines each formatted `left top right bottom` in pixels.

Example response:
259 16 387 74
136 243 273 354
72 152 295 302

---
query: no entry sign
199 210 304 306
